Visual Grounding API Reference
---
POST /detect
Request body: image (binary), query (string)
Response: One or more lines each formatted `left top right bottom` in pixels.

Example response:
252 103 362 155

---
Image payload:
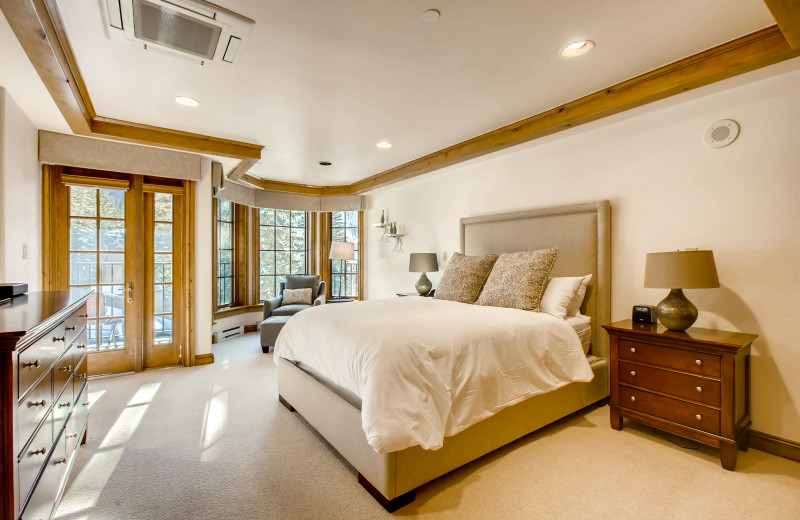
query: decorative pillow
434 252 499 304
566 274 592 317
475 248 559 312
282 288 313 306
540 276 586 319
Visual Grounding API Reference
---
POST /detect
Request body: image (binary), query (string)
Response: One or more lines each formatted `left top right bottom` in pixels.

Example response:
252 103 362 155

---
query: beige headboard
460 200 611 360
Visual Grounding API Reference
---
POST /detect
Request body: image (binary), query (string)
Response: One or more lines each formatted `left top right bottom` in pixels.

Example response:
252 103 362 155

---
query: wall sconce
372 210 404 252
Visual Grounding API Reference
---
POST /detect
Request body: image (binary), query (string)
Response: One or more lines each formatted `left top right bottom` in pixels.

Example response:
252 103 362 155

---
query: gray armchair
263 275 326 319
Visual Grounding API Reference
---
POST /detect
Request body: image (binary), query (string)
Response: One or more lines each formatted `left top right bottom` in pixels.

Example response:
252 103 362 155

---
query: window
258 208 309 300
216 199 235 307
329 210 361 298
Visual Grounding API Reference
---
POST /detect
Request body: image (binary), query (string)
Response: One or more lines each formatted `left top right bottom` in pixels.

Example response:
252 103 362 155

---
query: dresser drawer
73 356 88 404
63 304 87 345
18 374 53 451
18 329 64 399
619 385 720 435
72 329 88 368
66 384 89 457
618 338 721 377
20 431 68 520
53 377 75 432
18 410 54 508
619 361 721 407
53 348 76 400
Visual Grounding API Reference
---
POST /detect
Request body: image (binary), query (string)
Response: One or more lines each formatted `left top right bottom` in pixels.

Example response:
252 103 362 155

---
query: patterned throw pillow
434 252 499 304
282 288 313 306
475 248 560 312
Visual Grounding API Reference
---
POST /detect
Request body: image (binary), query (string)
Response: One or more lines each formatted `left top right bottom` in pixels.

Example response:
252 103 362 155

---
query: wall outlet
22 244 28 259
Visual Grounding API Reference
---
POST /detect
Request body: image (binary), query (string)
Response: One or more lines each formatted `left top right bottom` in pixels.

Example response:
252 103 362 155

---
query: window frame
322 211 363 300
253 207 312 302
212 198 250 313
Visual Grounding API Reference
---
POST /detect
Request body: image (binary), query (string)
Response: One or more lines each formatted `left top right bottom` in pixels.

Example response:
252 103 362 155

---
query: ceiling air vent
102 0 254 70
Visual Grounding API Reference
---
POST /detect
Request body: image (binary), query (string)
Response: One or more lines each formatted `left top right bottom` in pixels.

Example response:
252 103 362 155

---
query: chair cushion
273 304 312 316
285 275 321 296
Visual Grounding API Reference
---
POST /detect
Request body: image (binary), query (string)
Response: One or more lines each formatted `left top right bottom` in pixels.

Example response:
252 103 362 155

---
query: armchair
263 275 326 319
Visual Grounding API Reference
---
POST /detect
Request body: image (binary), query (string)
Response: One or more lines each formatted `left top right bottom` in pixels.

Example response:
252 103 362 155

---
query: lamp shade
409 253 438 273
329 241 355 261
644 250 720 289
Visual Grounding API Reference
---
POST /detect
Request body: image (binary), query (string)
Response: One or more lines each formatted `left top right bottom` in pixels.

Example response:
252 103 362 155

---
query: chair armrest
264 296 283 319
314 281 327 306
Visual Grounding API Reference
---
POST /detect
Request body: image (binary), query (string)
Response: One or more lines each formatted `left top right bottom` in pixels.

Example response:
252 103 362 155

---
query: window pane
99 189 125 219
332 211 345 227
154 253 173 283
218 199 232 221
291 211 305 227
154 193 173 222
346 259 358 273
332 259 344 274
224 278 232 305
71 218 97 251
155 284 172 313
155 315 173 344
100 253 125 284
345 227 358 244
291 227 305 251
98 318 125 351
259 208 274 226
100 220 125 251
70 253 97 285
331 227 345 242
98 286 125 317
70 187 97 217
154 223 173 252
291 252 305 274
260 226 274 250
276 252 290 274
260 251 274 275
218 221 231 249
219 250 232 277
345 211 358 227
345 276 353 297
275 227 290 250
275 209 290 226
86 320 98 352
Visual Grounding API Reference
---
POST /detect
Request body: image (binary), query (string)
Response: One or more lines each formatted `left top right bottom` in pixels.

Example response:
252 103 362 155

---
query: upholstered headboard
460 200 611 360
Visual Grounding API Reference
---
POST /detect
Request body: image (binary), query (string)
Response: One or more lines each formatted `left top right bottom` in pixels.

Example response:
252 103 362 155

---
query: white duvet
274 297 593 454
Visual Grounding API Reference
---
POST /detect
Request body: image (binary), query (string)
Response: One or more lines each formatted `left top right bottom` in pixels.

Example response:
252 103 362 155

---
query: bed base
277 357 608 512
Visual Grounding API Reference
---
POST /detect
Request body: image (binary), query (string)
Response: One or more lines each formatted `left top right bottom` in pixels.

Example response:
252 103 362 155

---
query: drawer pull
31 447 47 456
29 399 47 408
78 314 88 318
630 396 636 402
630 347 636 353
60 365 73 372
66 432 79 439
58 402 71 408
695 359 702 366
23 360 41 368
77 344 86 350
65 326 76 331
695 414 702 420
54 457 67 465
77 373 87 380
630 370 636 376
53 336 66 342
696 386 703 393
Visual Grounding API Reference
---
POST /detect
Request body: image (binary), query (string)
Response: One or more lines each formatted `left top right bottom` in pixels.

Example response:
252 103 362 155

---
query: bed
275 200 611 511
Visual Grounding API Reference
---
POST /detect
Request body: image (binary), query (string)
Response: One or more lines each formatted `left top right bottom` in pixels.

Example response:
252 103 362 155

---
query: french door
44 167 190 375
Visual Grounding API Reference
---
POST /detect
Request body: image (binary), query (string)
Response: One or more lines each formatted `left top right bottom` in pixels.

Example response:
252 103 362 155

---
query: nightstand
602 320 757 470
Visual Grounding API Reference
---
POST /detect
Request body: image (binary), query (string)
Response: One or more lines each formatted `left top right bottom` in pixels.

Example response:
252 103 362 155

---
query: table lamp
329 241 355 298
409 253 438 296
644 250 719 331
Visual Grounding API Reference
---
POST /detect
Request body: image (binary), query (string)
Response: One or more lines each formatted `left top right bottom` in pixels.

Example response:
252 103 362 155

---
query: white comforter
274 297 593 453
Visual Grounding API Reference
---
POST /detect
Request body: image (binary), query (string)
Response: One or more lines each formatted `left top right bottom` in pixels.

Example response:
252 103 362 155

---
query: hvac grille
132 0 221 60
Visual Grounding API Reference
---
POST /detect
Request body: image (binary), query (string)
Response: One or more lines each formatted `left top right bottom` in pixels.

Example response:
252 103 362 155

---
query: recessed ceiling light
175 96 200 107
318 161 332 166
561 40 595 58
422 9 440 23
376 141 392 149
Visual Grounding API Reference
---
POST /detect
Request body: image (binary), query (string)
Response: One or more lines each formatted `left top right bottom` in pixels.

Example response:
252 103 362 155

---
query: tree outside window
330 211 359 298
259 208 308 300
216 199 234 307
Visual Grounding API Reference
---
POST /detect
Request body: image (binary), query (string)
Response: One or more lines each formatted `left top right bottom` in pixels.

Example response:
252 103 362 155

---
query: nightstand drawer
619 361 721 407
619 338 720 377
619 385 720 435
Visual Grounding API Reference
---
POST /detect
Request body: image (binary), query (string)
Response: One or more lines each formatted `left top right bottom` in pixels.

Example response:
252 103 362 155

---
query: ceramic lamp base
656 288 698 331
415 273 432 296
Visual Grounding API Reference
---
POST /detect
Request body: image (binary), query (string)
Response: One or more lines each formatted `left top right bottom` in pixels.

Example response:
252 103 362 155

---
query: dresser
1 291 92 520
603 320 757 470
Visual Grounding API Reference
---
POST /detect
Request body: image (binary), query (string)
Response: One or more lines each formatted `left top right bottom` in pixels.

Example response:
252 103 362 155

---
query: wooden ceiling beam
347 25 800 195
764 0 800 48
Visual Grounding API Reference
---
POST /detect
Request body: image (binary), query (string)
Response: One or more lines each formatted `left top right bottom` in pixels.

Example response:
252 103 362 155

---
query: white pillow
540 277 585 319
282 288 313 306
566 274 592 317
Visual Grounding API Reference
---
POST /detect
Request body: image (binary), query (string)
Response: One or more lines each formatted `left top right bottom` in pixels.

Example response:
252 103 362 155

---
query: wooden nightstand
602 320 757 470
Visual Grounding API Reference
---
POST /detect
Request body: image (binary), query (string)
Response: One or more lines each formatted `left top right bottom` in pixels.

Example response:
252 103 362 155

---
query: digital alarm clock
632 305 657 324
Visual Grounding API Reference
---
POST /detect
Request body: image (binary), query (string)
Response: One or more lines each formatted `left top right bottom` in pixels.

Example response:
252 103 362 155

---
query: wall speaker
704 119 739 148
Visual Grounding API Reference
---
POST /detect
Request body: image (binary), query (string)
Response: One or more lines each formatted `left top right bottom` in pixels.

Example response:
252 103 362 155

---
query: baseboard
750 430 800 463
244 324 258 333
195 353 215 366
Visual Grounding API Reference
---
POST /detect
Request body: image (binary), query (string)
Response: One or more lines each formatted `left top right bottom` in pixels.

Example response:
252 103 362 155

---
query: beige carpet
55 333 800 520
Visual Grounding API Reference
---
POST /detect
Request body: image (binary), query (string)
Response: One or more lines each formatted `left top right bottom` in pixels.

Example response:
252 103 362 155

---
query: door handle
127 282 134 303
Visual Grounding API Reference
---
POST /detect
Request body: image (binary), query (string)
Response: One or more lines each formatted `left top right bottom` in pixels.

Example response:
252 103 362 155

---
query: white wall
0 87 42 289
194 159 214 356
365 58 800 443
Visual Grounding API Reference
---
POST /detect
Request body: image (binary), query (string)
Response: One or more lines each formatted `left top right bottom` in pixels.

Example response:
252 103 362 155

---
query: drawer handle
695 414 702 420
53 336 66 342
630 396 636 402
31 447 47 456
29 399 47 408
77 373 87 380
23 360 41 368
695 359 702 366
696 386 703 393
54 457 67 465
66 432 79 439
65 326 76 331
630 347 636 353
630 370 636 376
60 365 73 372
77 344 86 350
58 402 71 408
78 314 88 318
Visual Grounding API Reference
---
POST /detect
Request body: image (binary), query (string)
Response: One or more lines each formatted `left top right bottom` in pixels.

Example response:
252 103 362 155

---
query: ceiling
2 1 779 186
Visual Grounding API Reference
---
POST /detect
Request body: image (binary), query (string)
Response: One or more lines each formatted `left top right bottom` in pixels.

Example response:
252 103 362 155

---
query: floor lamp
329 241 355 298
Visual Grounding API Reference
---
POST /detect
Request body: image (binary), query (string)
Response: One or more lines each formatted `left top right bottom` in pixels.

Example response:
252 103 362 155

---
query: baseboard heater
214 325 244 342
